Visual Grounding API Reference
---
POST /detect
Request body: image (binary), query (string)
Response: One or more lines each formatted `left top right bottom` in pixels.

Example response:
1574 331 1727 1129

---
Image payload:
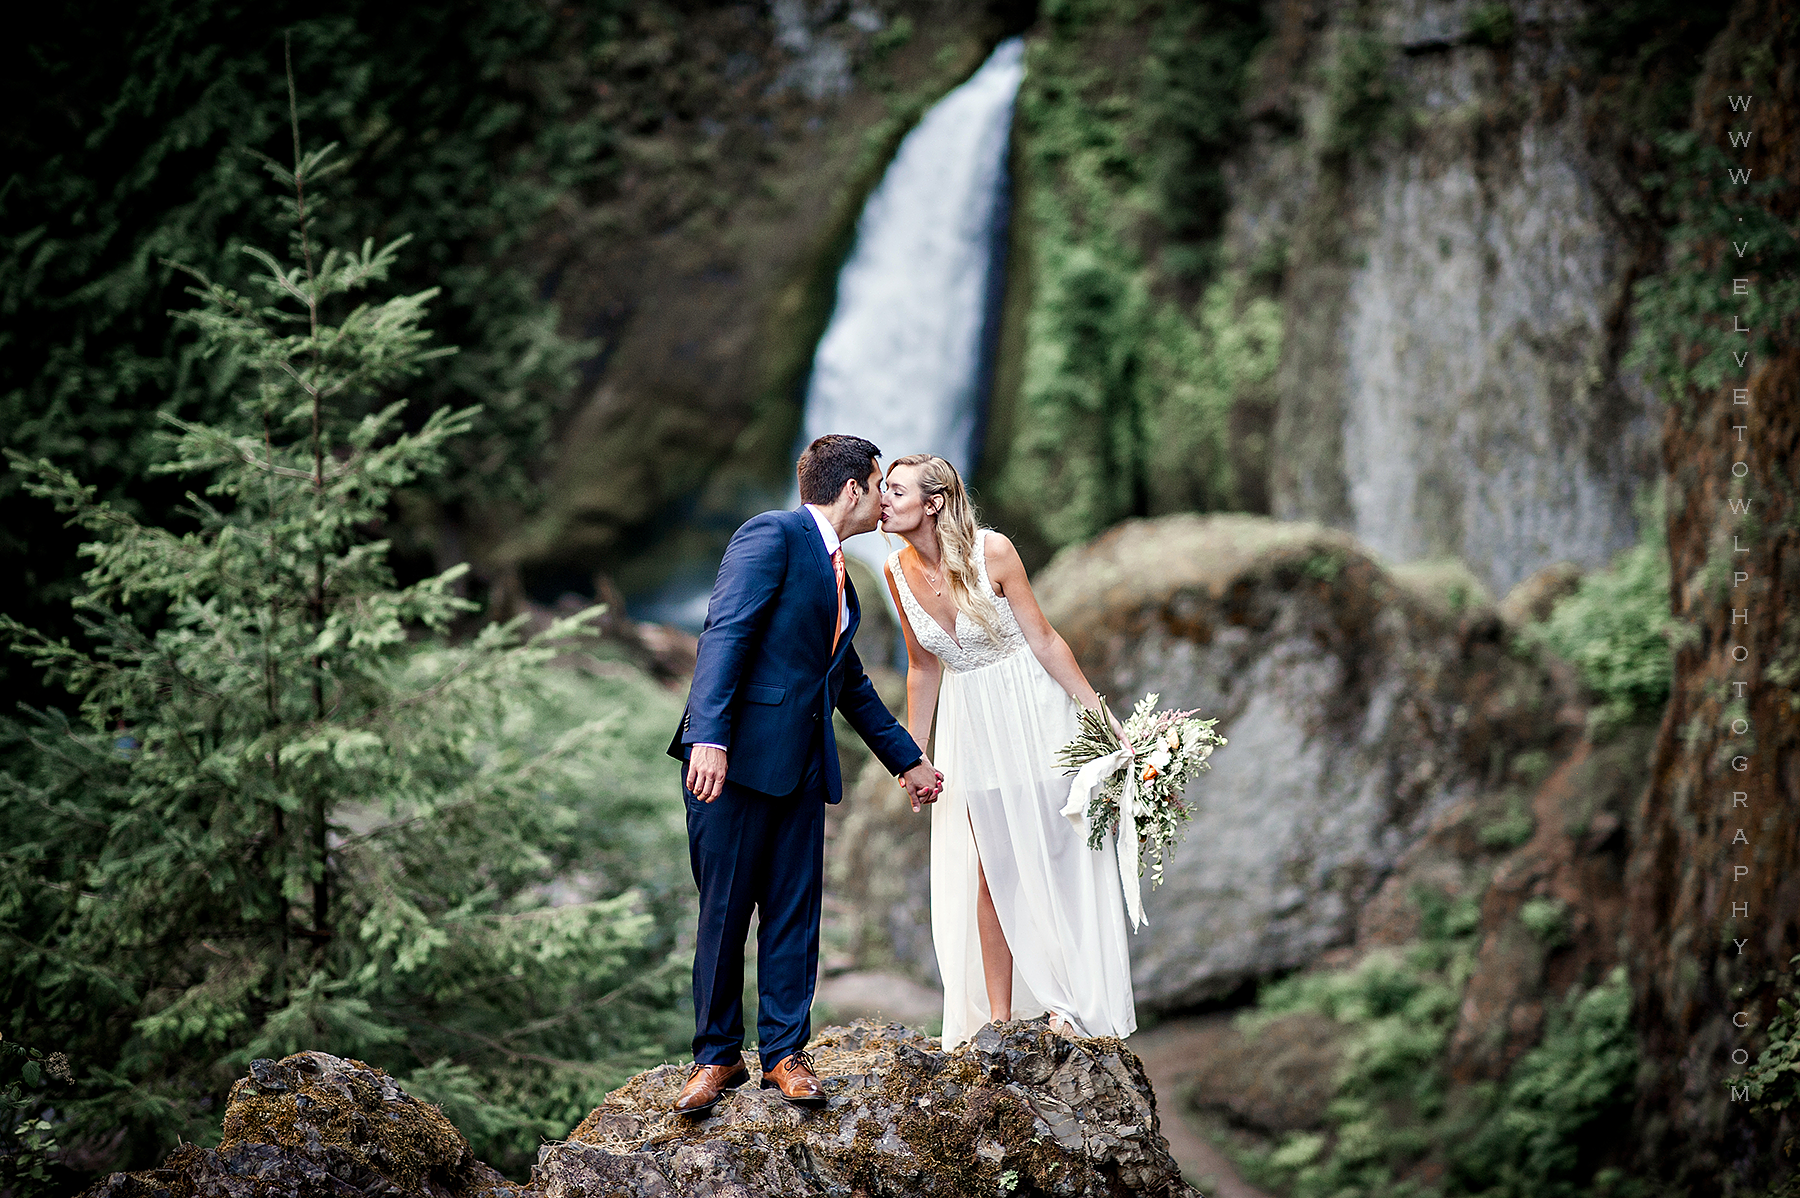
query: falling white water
628 38 1024 632
792 36 1025 589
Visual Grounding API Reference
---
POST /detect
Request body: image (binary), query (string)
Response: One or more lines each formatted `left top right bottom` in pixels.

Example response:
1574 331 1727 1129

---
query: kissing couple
667 434 1137 1116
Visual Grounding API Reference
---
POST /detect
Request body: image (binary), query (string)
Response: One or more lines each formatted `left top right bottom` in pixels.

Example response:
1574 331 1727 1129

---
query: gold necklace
918 552 944 596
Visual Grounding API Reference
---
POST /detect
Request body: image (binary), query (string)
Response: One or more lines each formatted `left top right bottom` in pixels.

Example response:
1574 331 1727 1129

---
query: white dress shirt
803 503 851 634
693 507 846 755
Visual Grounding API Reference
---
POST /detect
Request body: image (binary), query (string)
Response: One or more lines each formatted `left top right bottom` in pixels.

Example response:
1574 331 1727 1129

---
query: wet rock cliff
969 0 1687 595
1249 0 1667 596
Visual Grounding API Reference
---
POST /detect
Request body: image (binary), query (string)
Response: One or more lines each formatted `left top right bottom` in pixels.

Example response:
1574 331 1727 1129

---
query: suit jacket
668 508 921 802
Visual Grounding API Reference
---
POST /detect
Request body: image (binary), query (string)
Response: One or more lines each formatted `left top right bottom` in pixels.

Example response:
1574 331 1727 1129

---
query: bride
879 453 1136 1048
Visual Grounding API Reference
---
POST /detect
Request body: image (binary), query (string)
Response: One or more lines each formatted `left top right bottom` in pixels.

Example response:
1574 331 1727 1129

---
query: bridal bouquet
1056 694 1226 930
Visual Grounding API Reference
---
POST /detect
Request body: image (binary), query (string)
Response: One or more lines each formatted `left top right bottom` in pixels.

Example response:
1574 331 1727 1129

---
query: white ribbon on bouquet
1059 738 1147 931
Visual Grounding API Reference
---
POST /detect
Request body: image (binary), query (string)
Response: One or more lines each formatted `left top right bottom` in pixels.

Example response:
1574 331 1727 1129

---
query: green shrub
1466 4 1517 48
1517 498 1673 736
1626 134 1800 415
1237 896 1639 1197
1479 799 1537 851
1321 30 1397 159
993 1 1274 547
1140 275 1283 517
1241 944 1463 1197
1446 968 1640 1197
1734 953 1800 1125
0 124 686 1181
1518 898 1570 949
0 1038 70 1198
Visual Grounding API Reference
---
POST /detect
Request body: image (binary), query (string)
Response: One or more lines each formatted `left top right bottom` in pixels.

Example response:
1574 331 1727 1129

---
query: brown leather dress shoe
673 1057 750 1117
761 1049 826 1107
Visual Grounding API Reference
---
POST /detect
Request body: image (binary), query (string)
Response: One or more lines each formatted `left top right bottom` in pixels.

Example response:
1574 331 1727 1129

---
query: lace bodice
887 529 1030 673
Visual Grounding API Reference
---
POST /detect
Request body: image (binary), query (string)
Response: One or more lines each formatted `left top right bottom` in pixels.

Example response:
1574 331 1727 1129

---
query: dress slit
893 532 1137 1049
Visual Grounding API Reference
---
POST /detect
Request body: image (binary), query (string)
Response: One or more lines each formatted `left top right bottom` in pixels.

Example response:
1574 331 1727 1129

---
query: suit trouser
684 752 827 1070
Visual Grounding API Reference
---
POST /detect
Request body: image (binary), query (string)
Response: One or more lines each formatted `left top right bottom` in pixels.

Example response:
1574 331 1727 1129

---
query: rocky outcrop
80 1052 514 1198
543 1021 1191 1198
83 1024 1193 1198
1040 513 1581 1008
827 513 1587 1009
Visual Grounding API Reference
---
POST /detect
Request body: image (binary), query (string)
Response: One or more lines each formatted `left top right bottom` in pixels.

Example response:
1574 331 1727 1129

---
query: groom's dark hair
797 434 882 505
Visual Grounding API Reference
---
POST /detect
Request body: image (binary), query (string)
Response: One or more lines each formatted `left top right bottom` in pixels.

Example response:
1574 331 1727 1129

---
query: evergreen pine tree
0 82 684 1182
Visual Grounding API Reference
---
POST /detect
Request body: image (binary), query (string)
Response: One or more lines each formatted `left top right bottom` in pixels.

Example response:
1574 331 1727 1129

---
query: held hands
689 745 942 810
898 758 944 813
686 745 729 803
1083 697 1125 741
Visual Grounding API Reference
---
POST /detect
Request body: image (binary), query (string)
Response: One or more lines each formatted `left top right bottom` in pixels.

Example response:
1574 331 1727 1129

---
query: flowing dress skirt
930 646 1137 1049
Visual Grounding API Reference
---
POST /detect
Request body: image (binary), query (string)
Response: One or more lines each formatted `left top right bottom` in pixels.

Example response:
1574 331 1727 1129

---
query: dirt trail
1129 1017 1276 1198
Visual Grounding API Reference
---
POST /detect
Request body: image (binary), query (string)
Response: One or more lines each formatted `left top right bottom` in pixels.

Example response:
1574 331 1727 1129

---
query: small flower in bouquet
1056 693 1226 929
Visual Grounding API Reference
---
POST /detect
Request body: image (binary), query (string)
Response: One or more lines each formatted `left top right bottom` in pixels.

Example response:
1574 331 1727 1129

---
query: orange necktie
831 547 846 652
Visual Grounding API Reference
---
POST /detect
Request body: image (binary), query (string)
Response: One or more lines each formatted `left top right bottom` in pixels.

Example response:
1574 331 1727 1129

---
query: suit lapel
795 507 840 650
835 575 862 662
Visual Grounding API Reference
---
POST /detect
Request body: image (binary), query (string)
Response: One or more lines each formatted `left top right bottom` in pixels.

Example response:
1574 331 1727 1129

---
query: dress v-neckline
900 546 964 651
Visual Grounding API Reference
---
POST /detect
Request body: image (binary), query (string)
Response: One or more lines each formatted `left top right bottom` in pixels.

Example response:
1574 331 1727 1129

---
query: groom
668 433 943 1116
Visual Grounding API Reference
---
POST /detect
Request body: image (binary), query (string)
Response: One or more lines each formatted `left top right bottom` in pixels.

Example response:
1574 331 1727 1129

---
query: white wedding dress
888 530 1137 1049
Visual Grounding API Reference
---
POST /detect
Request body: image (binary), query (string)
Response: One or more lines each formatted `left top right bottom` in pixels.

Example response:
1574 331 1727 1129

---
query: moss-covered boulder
81 1052 513 1198
82 1026 1192 1198
1030 513 1579 1009
536 1020 1191 1198
828 513 1582 1009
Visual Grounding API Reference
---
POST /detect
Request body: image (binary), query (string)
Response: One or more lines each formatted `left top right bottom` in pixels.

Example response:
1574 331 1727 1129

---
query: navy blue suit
669 508 921 1068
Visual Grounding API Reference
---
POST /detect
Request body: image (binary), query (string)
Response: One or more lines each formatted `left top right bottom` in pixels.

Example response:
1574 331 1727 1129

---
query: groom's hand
687 745 728 803
899 758 943 813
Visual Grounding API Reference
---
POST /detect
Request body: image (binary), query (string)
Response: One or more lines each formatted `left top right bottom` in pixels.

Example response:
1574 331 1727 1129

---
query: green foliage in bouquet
0 121 686 1179
1056 693 1224 884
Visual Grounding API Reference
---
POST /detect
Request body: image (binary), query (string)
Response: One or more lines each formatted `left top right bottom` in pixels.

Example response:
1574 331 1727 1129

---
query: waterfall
627 37 1024 632
792 36 1025 592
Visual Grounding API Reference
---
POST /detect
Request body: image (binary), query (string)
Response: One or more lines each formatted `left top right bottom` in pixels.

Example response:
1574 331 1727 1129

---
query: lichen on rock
541 1020 1193 1198
81 1052 514 1198
81 1024 1193 1198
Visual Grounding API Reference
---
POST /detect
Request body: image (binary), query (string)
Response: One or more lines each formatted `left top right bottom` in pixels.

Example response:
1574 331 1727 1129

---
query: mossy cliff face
81 1026 1194 1198
981 0 1681 596
1256 0 1665 597
1622 3 1800 1189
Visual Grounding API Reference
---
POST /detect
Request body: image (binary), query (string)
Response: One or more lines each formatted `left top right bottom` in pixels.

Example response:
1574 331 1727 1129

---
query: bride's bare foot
1048 1013 1082 1040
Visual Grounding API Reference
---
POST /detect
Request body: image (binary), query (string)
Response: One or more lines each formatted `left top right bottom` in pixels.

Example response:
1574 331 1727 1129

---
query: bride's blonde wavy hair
887 454 1002 641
